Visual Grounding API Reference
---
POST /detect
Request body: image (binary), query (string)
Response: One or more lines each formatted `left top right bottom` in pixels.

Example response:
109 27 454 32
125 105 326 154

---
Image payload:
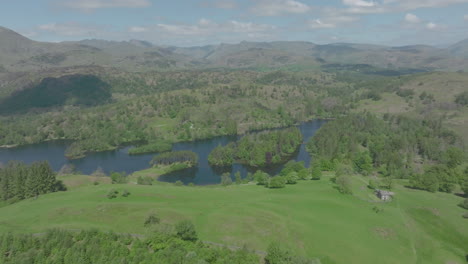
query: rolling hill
1 26 467 73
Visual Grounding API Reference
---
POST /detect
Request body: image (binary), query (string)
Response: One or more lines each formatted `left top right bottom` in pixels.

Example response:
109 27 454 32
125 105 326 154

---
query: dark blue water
0 120 326 185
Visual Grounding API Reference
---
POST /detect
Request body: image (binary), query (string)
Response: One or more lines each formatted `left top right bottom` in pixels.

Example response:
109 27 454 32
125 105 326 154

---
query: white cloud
385 0 468 10
155 19 275 36
424 22 447 30
200 0 237 9
129 26 147 33
405 13 421 23
250 0 310 16
342 0 376 7
308 19 336 29
38 23 101 36
61 0 151 11
307 13 359 29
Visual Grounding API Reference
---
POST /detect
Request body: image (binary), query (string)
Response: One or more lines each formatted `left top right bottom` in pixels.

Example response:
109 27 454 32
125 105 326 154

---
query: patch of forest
208 127 302 167
0 161 66 203
0 74 111 114
307 113 467 193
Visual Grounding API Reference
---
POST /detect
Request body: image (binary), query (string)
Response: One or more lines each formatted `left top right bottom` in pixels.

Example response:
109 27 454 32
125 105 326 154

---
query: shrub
175 220 198 241
221 173 233 186
107 189 119 199
336 175 353 194
137 176 153 185
268 176 286 189
122 190 130 197
311 165 322 180
254 171 269 185
144 213 160 227
174 180 184 186
460 198 468 210
285 172 298 184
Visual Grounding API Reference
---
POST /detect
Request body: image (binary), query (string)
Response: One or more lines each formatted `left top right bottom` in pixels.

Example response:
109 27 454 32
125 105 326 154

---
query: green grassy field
0 174 466 264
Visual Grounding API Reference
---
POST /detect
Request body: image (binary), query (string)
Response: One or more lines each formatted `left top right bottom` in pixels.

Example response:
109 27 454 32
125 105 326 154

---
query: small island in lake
208 127 302 167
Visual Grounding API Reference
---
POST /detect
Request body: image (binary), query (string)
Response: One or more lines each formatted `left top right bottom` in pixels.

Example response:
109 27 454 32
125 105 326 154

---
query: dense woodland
0 227 316 264
307 113 467 193
208 127 302 167
0 161 65 203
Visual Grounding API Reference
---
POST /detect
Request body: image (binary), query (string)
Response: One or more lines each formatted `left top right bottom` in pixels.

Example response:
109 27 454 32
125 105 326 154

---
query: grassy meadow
0 173 466 264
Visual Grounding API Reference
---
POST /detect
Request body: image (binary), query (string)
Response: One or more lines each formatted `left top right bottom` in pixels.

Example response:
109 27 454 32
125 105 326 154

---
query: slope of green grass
0 175 466 264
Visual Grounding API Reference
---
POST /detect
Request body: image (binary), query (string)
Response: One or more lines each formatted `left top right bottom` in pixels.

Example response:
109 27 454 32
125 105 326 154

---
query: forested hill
1 26 468 72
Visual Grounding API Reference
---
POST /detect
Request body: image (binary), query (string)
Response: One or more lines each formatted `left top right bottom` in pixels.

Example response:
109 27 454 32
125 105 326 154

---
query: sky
1 0 467 47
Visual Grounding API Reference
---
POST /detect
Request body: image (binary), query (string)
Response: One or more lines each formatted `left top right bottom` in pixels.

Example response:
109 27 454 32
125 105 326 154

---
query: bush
268 176 286 189
107 189 119 199
311 165 322 180
144 213 160 227
122 190 130 197
93 181 99 186
460 198 468 210
254 171 269 185
175 220 198 241
110 172 127 184
285 172 298 184
137 176 153 185
336 175 353 194
221 173 233 186
298 169 309 180
174 180 184 186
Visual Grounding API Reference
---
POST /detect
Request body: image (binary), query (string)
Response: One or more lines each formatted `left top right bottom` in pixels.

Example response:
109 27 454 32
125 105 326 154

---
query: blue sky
1 0 467 47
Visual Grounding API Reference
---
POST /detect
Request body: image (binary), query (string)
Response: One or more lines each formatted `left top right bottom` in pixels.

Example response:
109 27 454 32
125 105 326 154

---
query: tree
175 220 197 241
336 175 353 194
353 151 373 175
311 165 322 180
254 171 269 185
265 242 291 264
110 172 127 184
443 147 464 168
285 172 298 184
268 176 286 189
144 213 160 227
298 169 309 180
221 173 232 186
235 171 242 184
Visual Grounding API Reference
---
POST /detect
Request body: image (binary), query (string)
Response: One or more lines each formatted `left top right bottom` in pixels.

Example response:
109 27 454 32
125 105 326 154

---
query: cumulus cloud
342 0 376 7
404 13 421 23
250 0 310 16
384 0 468 10
308 13 359 29
426 22 438 29
156 19 275 36
308 19 336 29
38 22 102 36
129 26 148 33
60 0 151 11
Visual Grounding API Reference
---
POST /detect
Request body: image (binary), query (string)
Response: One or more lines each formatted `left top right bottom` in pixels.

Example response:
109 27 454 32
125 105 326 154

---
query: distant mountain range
1 25 468 72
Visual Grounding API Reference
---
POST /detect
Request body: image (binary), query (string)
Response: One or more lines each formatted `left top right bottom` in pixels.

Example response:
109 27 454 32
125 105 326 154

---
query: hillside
0 174 465 264
1 26 467 72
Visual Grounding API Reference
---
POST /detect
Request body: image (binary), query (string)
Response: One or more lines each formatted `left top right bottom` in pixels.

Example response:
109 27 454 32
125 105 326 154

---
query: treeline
0 228 258 264
128 140 172 155
208 127 302 167
151 151 198 166
307 113 467 193
0 227 317 264
0 161 66 203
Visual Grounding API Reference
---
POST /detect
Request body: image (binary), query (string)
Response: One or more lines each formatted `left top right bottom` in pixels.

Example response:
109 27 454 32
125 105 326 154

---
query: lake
0 119 327 185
